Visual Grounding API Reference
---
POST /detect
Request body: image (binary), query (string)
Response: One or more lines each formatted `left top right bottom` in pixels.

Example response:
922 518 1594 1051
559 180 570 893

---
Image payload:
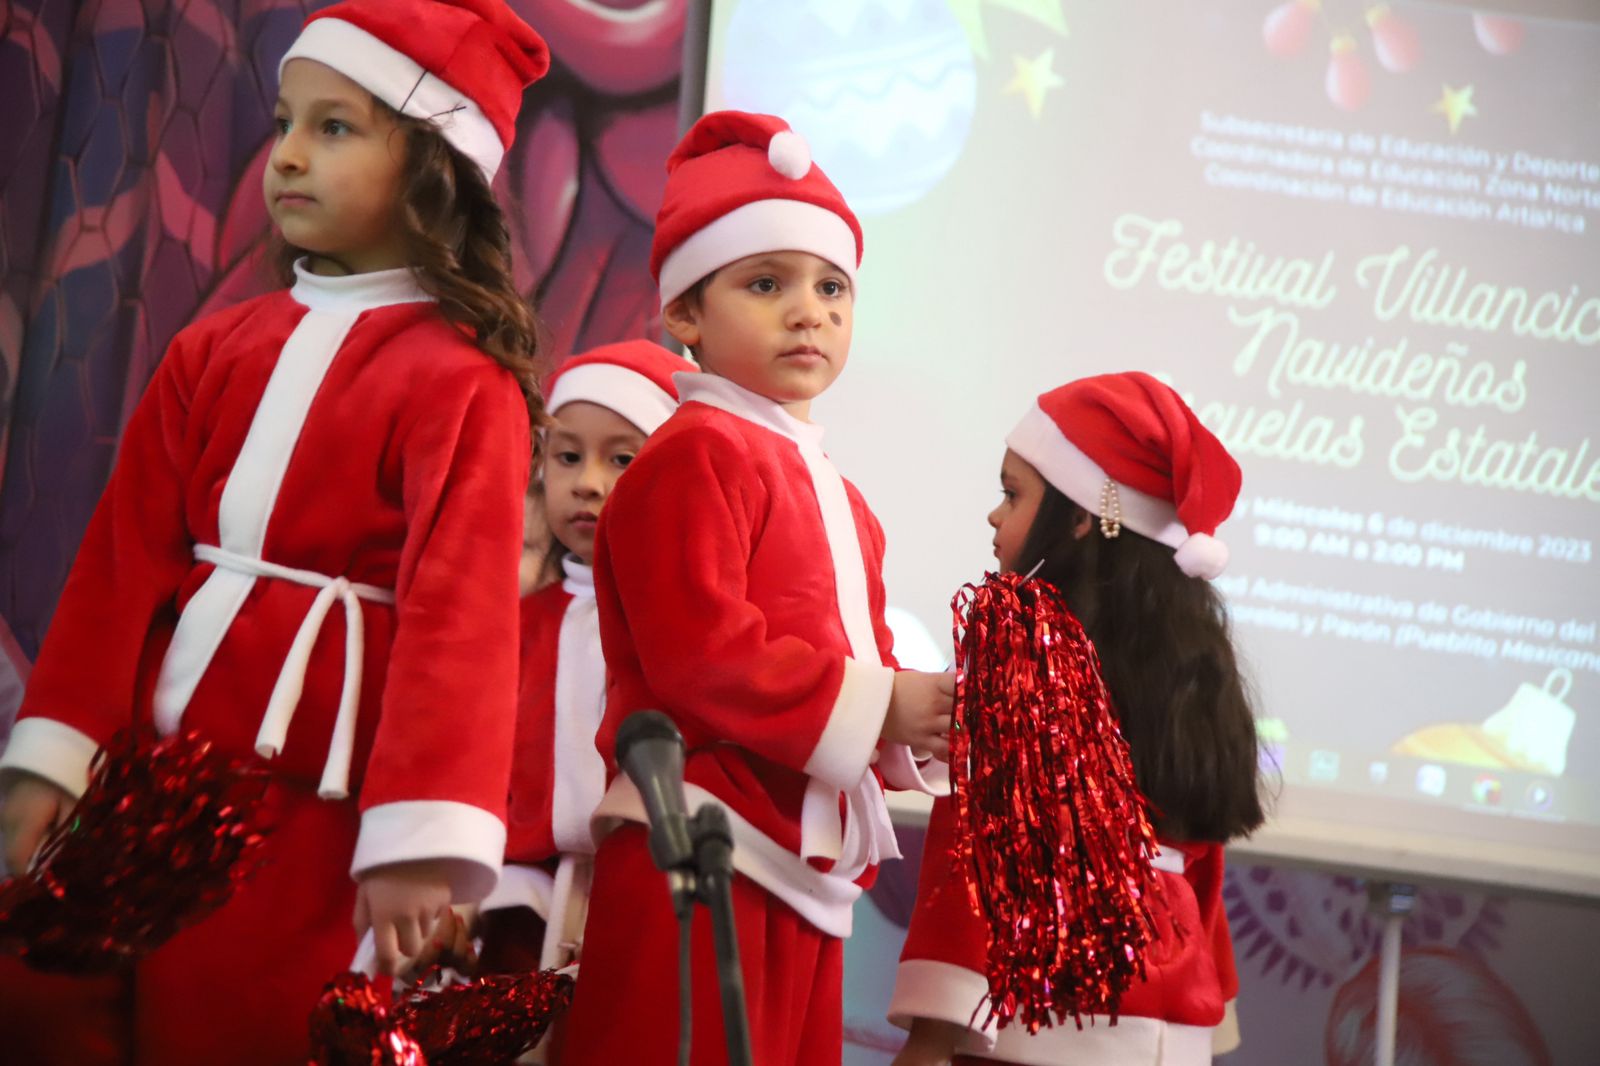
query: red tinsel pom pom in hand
397 969 576 1065
0 728 270 974
949 572 1164 1033
310 969 576 1066
309 972 426 1066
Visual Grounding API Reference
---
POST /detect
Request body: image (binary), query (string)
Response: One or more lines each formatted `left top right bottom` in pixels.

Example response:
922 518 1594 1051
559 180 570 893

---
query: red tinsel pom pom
949 572 1164 1032
0 728 270 973
310 969 576 1065
309 972 426 1066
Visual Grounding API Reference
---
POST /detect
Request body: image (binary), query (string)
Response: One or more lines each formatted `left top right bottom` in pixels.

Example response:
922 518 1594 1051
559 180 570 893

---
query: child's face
266 59 408 274
988 449 1047 571
543 401 647 565
663 251 853 420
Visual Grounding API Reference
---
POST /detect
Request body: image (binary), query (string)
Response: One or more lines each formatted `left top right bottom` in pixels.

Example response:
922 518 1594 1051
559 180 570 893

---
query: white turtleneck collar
290 258 434 314
561 555 595 599
673 372 826 449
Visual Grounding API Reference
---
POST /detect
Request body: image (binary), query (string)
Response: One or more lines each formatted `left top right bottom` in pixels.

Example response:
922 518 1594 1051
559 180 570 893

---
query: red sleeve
1185 843 1239 1001
888 795 992 1033
1 325 201 796
595 426 893 792
349 365 531 902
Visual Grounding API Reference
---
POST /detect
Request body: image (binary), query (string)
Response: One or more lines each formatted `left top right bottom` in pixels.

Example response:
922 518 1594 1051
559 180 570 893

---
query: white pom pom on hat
1173 533 1230 580
766 130 812 179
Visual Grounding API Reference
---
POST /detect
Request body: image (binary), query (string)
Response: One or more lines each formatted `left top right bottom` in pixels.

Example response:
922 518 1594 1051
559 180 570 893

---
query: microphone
614 710 697 914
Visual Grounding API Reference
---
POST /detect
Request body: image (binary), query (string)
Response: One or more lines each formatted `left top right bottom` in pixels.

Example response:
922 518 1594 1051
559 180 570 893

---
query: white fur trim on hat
658 199 858 307
547 362 678 434
1005 403 1231 573
280 18 506 181
767 131 811 180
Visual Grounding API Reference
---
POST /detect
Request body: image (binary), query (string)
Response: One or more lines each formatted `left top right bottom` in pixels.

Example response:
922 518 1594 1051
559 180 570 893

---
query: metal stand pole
1367 882 1416 1066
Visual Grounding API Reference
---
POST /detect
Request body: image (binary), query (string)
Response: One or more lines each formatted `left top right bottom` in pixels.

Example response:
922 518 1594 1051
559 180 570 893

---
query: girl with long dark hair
0 3 548 1061
891 371 1265 1066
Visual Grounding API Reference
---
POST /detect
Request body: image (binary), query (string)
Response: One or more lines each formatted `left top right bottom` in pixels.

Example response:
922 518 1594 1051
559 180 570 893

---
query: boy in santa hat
558 111 954 1065
459 341 697 982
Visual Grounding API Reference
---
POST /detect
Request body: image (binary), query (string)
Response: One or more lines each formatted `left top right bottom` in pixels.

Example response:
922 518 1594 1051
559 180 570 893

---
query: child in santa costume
889 372 1264 1066
0 2 548 1062
464 340 695 983
557 111 955 1066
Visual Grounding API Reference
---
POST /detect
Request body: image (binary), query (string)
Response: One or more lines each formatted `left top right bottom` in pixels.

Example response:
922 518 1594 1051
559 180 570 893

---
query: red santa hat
1006 372 1242 579
279 0 549 183
544 340 696 435
651 110 863 306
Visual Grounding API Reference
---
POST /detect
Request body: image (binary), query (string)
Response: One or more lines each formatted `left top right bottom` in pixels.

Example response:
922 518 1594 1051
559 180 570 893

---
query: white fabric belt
800 771 901 883
194 543 395 799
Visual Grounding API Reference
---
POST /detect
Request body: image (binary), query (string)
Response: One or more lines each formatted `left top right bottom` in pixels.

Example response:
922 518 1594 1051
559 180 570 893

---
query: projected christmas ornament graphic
721 0 978 215
1326 33 1372 111
1473 12 1525 56
1366 3 1420 73
1260 0 1427 112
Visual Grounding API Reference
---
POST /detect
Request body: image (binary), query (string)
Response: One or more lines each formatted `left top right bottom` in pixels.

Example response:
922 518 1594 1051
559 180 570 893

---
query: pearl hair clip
1099 479 1123 539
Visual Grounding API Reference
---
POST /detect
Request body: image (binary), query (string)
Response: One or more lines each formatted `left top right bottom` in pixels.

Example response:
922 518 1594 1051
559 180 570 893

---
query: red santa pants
0 778 360 1066
558 825 844 1066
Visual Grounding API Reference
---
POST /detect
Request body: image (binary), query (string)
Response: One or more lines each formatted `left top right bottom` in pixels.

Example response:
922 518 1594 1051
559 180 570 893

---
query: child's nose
787 291 823 329
575 459 607 495
271 131 307 174
986 506 1003 529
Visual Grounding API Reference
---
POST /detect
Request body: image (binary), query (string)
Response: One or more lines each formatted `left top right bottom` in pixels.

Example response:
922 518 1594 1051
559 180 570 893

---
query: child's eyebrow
274 95 366 116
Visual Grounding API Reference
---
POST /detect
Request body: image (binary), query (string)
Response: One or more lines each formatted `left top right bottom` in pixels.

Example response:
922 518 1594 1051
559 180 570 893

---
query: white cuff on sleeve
0 718 102 798
803 657 894 792
887 958 996 1051
350 800 507 903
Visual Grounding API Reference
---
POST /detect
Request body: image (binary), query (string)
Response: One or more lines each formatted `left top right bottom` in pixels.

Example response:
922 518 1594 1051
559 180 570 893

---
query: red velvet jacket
590 374 944 937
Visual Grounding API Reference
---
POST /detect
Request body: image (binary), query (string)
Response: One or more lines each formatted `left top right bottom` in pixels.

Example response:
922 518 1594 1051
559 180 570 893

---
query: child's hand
890 1017 966 1066
883 670 954 762
399 902 480 981
0 773 74 877
354 860 456 976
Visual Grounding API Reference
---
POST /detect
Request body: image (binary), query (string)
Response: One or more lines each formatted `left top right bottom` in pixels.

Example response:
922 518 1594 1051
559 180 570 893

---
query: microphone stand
688 803 752 1066
615 709 751 1065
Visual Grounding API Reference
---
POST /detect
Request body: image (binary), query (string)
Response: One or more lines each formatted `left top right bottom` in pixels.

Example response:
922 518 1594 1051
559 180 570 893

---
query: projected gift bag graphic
1393 669 1577 778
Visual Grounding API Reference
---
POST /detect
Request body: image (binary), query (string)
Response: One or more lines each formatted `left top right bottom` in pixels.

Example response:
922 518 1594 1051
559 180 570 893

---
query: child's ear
662 295 701 349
